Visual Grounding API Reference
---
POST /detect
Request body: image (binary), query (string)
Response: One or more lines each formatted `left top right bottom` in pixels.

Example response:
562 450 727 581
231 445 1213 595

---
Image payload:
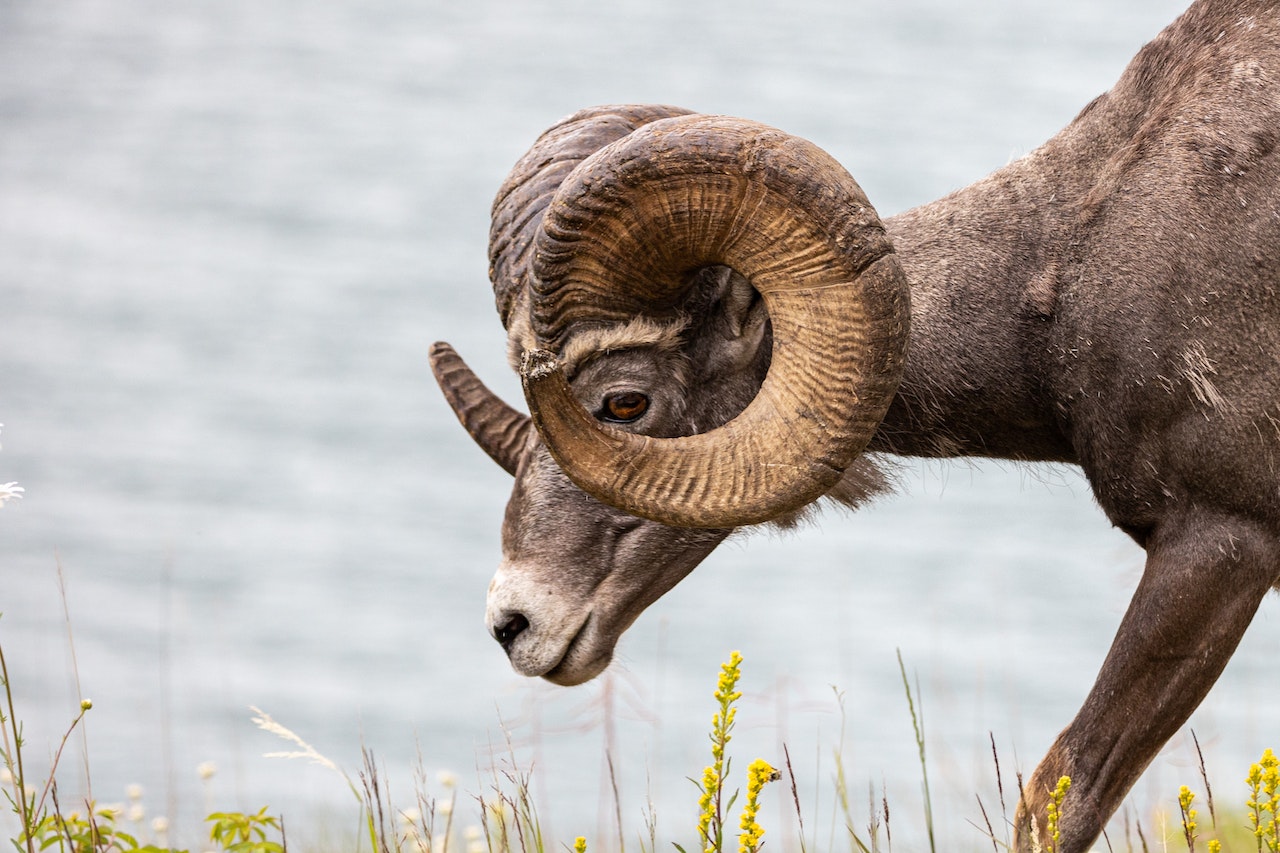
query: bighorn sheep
429 0 1280 849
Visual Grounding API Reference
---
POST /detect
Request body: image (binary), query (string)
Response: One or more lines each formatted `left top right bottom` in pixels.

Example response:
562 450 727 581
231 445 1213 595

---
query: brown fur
436 2 1280 850
859 2 1280 847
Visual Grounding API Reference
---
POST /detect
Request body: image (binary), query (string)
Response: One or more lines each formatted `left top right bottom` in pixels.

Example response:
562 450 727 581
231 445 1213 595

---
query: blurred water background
3 0 1274 848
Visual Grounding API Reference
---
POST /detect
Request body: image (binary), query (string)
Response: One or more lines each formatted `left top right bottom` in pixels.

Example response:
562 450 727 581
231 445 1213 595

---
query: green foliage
11 802 290 853
2 616 284 853
21 806 183 853
206 808 283 853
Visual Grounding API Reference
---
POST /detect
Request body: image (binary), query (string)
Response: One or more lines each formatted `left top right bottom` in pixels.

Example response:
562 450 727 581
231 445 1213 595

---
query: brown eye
600 391 649 423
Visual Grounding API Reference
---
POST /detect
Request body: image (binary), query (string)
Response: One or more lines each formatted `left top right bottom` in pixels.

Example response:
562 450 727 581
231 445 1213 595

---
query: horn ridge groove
517 113 911 528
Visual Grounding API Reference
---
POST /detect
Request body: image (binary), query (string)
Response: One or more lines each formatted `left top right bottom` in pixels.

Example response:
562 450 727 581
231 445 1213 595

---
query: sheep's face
434 258 897 684
489 437 729 685
436 107 907 684
488 285 764 683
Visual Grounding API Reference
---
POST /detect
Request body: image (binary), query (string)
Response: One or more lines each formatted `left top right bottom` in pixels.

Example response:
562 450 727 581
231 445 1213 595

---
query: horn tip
520 348 560 380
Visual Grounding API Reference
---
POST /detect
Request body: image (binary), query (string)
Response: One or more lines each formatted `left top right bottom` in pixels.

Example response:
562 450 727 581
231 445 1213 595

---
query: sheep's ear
719 269 761 338
694 267 770 378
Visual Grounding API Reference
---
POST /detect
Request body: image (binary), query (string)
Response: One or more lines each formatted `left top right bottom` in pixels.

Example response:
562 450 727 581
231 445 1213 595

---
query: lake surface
3 0 1273 848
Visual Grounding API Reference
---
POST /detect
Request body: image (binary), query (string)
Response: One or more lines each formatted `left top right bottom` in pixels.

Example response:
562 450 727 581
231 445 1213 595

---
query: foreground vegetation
2 628 1276 853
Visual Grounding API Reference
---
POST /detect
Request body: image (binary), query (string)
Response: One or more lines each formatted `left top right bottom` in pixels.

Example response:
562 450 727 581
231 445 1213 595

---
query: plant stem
897 650 934 853
0 637 35 853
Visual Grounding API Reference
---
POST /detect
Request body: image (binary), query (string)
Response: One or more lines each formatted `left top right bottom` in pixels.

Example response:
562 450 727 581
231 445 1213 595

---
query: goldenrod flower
1178 785 1198 847
1045 775 1071 852
1262 749 1280 847
697 652 744 853
1248 749 1279 843
696 765 717 845
737 759 779 853
573 837 587 853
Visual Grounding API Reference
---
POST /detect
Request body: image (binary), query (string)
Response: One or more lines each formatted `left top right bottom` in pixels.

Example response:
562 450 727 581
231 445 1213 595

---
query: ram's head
431 105 910 685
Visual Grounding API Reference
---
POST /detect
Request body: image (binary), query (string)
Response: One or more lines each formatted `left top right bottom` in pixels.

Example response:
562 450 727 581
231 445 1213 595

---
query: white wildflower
127 803 145 822
197 761 217 780
0 768 12 785
151 816 170 835
436 770 458 789
399 807 422 826
466 841 486 853
0 483 23 507
0 425 19 507
463 826 482 842
126 783 144 801
437 798 453 816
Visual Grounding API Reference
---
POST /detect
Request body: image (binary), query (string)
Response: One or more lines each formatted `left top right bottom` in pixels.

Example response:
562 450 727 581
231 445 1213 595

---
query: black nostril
494 613 530 651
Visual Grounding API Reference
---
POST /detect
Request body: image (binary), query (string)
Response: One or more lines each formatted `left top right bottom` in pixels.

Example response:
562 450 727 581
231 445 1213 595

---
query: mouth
541 614 613 686
486 563 623 685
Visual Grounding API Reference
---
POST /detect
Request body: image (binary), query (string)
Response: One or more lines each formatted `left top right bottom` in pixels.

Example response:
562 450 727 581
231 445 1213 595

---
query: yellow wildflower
1045 776 1071 852
697 652 745 853
737 759 779 853
1249 749 1279 843
697 765 717 845
1178 785 1198 848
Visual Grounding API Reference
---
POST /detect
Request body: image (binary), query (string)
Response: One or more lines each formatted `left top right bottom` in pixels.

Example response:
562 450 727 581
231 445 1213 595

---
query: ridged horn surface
430 341 531 476
435 107 693 472
489 104 697 329
522 114 911 528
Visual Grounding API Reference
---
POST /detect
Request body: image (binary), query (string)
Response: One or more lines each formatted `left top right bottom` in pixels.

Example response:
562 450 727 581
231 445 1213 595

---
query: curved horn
489 104 698 329
434 107 700 476
430 341 531 476
521 114 910 528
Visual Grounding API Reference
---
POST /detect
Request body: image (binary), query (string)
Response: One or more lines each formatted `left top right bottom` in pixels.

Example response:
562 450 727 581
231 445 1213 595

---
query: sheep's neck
871 119 1114 463
864 0 1216 464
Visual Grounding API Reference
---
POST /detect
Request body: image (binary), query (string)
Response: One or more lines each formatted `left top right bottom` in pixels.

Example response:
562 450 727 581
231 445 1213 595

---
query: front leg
1014 509 1279 852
